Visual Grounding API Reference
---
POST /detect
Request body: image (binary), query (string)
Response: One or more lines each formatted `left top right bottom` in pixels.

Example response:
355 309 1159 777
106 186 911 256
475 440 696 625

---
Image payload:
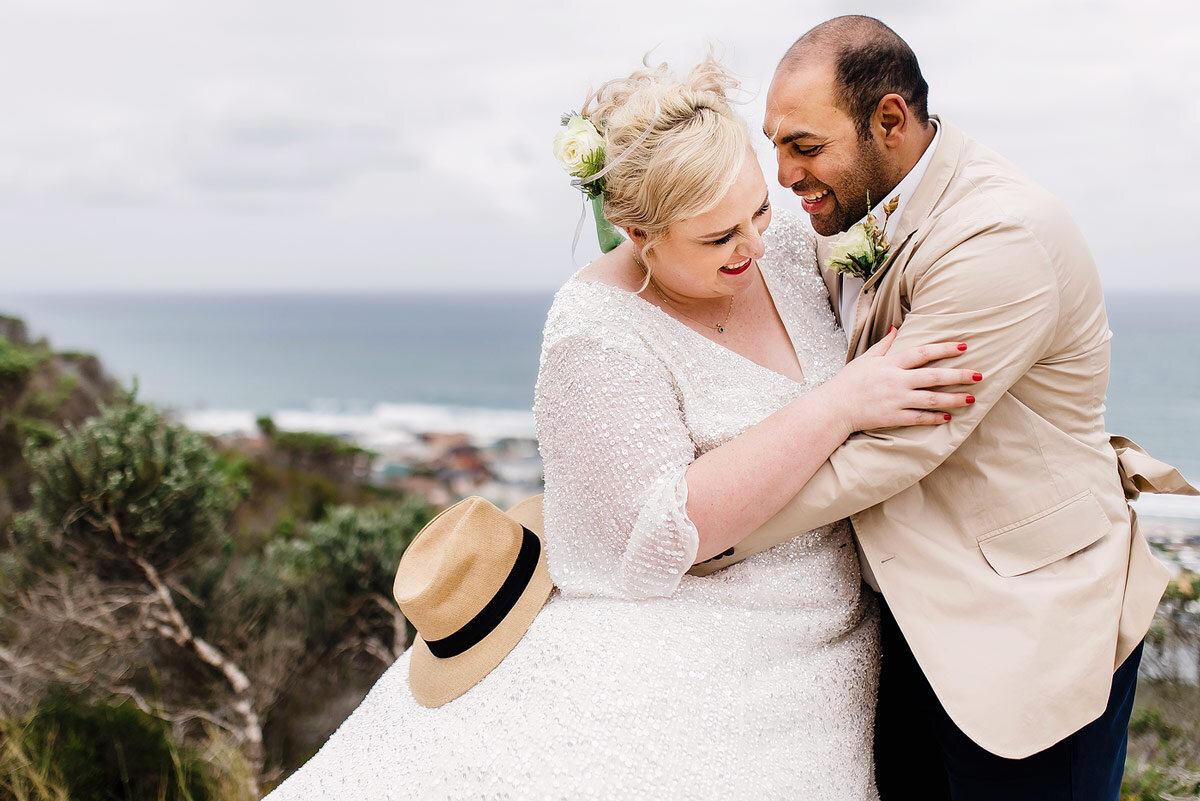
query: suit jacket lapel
884 116 963 268
844 116 966 360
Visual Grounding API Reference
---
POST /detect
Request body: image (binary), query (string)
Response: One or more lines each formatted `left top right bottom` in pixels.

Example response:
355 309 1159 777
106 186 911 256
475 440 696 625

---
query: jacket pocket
976 490 1108 578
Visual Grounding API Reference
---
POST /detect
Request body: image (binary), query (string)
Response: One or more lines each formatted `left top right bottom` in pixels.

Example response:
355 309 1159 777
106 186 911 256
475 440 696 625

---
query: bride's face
637 150 772 302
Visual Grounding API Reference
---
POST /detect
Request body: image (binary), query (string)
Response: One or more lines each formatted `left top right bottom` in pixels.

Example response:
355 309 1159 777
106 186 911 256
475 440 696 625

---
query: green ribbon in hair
591 195 625 253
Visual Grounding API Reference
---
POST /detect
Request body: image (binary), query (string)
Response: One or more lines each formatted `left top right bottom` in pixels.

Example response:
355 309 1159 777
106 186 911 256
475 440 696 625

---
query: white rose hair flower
553 113 606 199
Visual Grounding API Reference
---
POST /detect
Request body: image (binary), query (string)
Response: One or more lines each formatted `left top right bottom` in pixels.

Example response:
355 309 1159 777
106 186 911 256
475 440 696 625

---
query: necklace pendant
717 325 725 333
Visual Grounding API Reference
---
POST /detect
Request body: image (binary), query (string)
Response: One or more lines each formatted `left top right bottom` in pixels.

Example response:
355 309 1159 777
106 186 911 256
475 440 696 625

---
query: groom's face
764 65 894 236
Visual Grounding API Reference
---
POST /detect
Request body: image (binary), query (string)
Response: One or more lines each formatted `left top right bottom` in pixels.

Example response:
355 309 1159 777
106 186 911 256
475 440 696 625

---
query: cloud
0 0 1196 290
181 110 417 198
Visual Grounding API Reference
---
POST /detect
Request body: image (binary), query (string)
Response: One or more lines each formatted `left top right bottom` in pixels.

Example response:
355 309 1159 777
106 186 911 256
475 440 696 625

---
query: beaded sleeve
535 321 701 600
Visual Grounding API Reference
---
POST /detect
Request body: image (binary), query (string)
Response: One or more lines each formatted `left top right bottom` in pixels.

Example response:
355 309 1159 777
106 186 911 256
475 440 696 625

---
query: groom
689 15 1197 800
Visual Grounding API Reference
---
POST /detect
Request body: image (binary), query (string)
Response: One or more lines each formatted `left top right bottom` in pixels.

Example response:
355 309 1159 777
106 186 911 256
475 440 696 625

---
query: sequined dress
264 211 880 800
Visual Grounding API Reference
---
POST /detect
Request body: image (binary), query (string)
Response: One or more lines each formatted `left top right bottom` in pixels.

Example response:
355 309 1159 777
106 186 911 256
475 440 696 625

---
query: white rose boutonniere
829 195 900 281
552 114 605 198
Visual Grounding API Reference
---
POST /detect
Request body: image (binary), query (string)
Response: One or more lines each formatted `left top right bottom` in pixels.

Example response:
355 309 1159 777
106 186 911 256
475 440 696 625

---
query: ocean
4 290 1198 521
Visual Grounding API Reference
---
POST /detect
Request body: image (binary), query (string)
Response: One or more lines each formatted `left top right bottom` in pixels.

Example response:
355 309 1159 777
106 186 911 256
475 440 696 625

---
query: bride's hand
828 327 982 433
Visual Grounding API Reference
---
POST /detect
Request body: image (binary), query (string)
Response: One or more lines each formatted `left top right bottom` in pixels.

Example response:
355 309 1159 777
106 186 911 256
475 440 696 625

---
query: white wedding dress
264 211 880 800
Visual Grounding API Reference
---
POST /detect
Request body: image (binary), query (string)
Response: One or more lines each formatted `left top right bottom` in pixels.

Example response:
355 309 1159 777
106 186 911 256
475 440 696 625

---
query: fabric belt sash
424 526 540 659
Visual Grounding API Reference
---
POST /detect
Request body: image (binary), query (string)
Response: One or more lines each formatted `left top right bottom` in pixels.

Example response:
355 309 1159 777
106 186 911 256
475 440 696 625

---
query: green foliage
221 445 404 557
1164 571 1198 603
219 497 433 657
1 691 214 801
288 497 433 598
271 430 372 461
7 417 59 451
272 516 297 540
22 376 79 419
240 461 341 540
252 497 433 620
1125 680 1200 800
0 319 437 790
1129 706 1178 740
1122 762 1200 800
0 338 48 381
254 416 276 438
23 395 236 564
576 147 606 200
212 453 252 502
255 415 370 461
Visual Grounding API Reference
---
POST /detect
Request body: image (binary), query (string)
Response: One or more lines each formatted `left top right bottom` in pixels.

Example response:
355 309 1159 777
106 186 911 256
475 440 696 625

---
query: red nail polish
888 325 897 334
966 395 975 404
944 414 952 421
973 372 983 382
957 343 968 351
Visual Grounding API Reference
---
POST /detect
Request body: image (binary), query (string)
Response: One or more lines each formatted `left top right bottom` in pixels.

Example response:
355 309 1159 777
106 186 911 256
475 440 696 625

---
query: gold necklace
649 279 734 334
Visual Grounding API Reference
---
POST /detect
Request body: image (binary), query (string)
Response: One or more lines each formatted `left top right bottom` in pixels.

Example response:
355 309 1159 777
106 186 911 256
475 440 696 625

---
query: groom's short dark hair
781 16 930 140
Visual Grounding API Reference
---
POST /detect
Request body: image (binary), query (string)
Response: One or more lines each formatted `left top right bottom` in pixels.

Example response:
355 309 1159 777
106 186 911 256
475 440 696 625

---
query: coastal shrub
1145 571 1200 684
1125 679 1200 800
0 337 47 381
23 375 79 418
271 431 376 484
22 395 237 565
1122 761 1200 801
1164 571 1198 603
254 416 276 438
221 448 399 555
6 415 60 451
298 498 434 598
272 430 371 459
1129 706 1177 740
255 415 369 461
253 416 375 485
1 691 214 801
212 453 253 502
223 498 434 661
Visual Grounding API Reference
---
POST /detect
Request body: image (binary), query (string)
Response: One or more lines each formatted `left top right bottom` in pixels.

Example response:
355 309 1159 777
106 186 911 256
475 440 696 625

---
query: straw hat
394 494 552 708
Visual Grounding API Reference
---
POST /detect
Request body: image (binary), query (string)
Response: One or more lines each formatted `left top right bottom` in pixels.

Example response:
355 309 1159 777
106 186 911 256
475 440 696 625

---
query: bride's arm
536 325 976 596
686 331 977 562
536 333 708 598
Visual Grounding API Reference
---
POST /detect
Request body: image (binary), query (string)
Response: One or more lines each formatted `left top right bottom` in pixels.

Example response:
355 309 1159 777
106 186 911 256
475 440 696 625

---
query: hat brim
408 528 553 708
504 494 544 537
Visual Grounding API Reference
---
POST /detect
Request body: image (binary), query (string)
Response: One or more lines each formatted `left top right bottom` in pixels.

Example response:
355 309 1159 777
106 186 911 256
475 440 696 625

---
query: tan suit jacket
689 119 1197 758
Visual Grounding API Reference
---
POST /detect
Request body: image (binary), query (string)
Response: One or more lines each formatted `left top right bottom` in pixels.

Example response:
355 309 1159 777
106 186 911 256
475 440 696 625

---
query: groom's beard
800 138 896 236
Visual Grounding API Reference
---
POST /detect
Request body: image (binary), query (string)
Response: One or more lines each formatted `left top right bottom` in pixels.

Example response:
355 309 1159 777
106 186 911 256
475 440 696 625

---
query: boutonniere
829 195 900 281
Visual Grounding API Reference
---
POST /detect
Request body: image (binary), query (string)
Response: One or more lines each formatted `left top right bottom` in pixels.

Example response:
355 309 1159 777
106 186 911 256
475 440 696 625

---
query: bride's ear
624 227 647 248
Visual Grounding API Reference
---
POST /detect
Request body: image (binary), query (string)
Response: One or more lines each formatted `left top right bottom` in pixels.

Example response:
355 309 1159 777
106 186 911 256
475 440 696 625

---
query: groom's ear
875 93 911 150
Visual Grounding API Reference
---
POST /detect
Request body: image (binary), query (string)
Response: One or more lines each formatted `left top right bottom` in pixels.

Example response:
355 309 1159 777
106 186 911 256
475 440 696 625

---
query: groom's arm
692 216 1064 572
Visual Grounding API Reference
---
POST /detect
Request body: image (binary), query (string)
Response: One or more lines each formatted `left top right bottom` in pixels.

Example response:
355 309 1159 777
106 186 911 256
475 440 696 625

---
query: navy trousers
874 599 1142 801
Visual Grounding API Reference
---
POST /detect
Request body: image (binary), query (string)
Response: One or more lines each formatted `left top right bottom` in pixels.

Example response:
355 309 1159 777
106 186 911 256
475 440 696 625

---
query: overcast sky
1 0 1196 292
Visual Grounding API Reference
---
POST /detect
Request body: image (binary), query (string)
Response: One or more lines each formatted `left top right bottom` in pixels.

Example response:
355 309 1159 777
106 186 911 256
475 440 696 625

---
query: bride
264 55 978 800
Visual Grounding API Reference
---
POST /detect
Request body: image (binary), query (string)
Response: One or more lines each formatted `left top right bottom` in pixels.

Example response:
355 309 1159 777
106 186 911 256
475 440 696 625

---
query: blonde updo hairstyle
581 53 749 286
